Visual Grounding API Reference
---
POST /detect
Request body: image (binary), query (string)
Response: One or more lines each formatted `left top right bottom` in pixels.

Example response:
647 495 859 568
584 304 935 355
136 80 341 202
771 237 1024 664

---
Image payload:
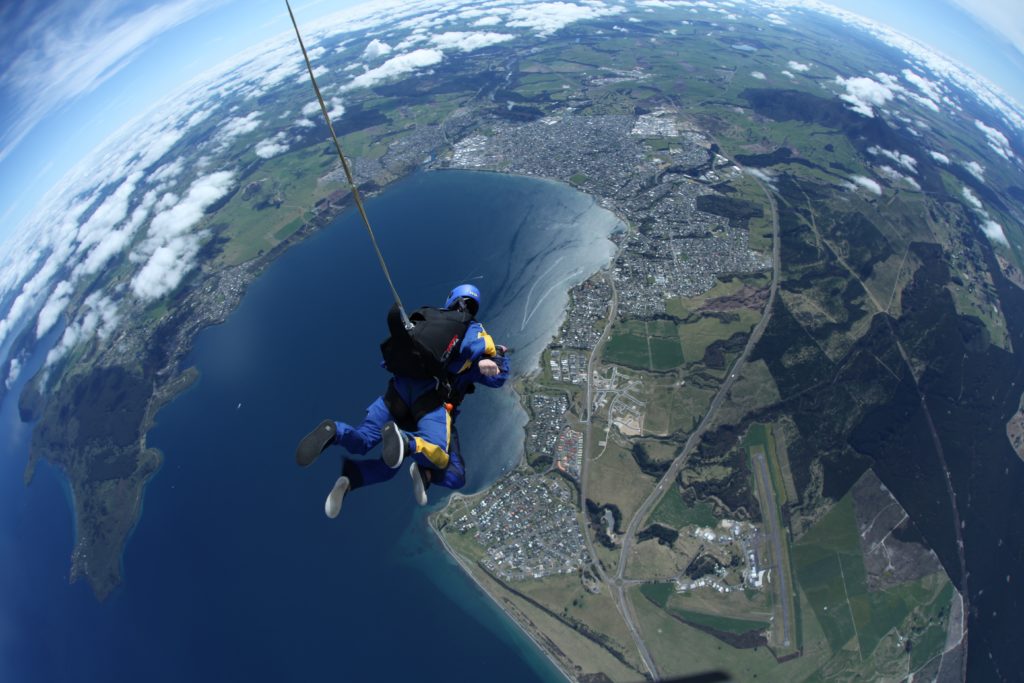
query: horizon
0 0 1021 337
0 0 1021 250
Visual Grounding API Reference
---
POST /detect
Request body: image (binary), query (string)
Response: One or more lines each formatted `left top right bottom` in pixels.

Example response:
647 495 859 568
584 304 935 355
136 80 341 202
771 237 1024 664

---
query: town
449 474 590 582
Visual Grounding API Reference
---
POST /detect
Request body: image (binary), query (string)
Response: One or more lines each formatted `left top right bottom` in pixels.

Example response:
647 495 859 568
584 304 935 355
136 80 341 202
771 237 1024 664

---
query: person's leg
421 429 465 490
324 455 403 518
342 457 401 490
334 397 391 454
297 396 393 466
407 403 453 470
408 424 464 506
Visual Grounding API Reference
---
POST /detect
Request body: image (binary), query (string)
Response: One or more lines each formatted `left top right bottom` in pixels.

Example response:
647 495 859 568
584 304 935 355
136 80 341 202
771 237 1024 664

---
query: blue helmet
445 283 481 315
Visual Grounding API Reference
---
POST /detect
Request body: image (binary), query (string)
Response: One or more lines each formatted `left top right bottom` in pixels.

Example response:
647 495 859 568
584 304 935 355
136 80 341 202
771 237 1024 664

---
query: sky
0 0 1021 249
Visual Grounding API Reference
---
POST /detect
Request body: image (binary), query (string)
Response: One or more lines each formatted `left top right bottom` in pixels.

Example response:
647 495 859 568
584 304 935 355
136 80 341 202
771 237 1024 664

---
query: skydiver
295 284 510 518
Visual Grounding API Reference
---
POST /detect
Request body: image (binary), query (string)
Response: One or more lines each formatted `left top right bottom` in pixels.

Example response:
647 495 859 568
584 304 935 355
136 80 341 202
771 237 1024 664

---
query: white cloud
44 292 119 367
983 219 1009 246
506 2 624 37
302 100 322 117
850 175 883 195
786 0 1023 132
431 31 515 52
744 168 775 185
0 241 73 348
867 146 918 174
150 158 185 184
395 32 430 51
5 355 22 390
73 189 153 279
962 187 983 211
131 171 235 301
781 70 795 79
255 132 290 159
975 119 1015 160
835 75 896 117
958 179 1010 246
341 49 444 91
297 65 328 85
964 160 985 181
363 39 392 60
35 280 73 338
875 165 919 190
0 0 216 165
930 150 950 164
218 112 262 141
72 172 141 255
473 16 503 27
902 69 941 102
327 98 345 121
788 60 810 72
751 71 766 80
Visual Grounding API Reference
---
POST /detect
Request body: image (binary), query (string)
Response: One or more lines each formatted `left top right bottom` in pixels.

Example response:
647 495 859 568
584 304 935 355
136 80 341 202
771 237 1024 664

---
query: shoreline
23 161 620 602
428 503 575 683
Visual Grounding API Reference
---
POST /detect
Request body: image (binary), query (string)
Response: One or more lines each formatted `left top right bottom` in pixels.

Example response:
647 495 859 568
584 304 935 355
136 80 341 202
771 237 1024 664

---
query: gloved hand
478 358 500 377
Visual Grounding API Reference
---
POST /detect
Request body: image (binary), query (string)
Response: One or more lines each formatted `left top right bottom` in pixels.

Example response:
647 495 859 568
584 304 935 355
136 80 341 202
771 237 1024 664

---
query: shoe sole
325 476 349 519
296 419 336 467
410 462 428 506
382 422 405 469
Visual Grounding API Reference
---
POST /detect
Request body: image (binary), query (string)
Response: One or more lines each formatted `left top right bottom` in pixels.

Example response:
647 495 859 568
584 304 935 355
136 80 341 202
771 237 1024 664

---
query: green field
792 495 864 653
666 276 749 318
213 144 337 266
793 493 954 661
588 438 657 534
643 381 715 436
640 581 675 608
671 608 770 635
604 319 685 371
678 309 760 365
650 486 718 529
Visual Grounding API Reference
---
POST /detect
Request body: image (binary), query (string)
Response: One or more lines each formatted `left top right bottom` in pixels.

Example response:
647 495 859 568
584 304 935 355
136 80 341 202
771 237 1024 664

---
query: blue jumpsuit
334 321 509 492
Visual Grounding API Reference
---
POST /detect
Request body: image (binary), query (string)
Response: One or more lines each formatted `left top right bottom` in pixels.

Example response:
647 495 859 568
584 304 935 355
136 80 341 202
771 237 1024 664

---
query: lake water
0 170 619 681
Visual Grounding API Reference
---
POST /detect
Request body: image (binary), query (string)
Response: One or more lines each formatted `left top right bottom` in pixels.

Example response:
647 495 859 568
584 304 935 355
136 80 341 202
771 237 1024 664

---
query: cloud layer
1 0 1021 379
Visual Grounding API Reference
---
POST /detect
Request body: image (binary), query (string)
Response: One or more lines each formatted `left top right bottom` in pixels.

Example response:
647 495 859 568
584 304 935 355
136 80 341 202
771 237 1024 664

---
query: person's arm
476 351 509 387
455 323 509 387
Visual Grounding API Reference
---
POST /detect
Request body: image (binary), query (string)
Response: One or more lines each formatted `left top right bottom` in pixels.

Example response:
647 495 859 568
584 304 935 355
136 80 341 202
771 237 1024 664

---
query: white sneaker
324 476 350 519
409 461 428 506
381 421 405 469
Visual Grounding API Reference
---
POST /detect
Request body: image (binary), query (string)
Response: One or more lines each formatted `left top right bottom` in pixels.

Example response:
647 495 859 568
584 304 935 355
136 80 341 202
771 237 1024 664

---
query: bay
0 170 619 681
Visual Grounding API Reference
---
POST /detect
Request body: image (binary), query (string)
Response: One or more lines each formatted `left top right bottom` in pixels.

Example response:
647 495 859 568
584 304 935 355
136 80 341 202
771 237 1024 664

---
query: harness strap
383 380 449 432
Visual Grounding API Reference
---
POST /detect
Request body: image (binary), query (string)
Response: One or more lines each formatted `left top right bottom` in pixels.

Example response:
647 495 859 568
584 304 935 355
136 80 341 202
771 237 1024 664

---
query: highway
610 174 781 678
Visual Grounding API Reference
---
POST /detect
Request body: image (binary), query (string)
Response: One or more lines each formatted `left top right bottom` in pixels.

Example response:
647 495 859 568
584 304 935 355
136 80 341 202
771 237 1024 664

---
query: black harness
380 304 474 429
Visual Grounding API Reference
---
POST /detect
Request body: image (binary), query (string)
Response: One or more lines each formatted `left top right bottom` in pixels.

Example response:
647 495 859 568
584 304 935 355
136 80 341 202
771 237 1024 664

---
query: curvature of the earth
1 1 1022 681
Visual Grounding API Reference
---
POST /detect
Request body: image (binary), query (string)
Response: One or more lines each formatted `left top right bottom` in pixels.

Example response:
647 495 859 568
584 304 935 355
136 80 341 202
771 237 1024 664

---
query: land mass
13 6 1022 681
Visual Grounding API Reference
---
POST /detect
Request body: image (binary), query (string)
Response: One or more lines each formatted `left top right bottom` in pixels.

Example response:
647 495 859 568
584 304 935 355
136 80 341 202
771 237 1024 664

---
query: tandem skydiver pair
295 284 510 518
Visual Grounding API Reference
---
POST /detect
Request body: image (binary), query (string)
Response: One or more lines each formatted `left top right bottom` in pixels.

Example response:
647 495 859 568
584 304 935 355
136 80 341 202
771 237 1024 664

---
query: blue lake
0 170 618 681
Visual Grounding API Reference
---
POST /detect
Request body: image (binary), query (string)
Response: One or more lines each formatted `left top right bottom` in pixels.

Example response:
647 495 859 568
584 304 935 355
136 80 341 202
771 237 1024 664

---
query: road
609 175 781 678
577 271 662 680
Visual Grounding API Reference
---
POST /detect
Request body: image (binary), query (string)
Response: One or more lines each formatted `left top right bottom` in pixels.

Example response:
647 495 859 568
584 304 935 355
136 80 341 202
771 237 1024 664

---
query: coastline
428 501 575 683
23 161 619 601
